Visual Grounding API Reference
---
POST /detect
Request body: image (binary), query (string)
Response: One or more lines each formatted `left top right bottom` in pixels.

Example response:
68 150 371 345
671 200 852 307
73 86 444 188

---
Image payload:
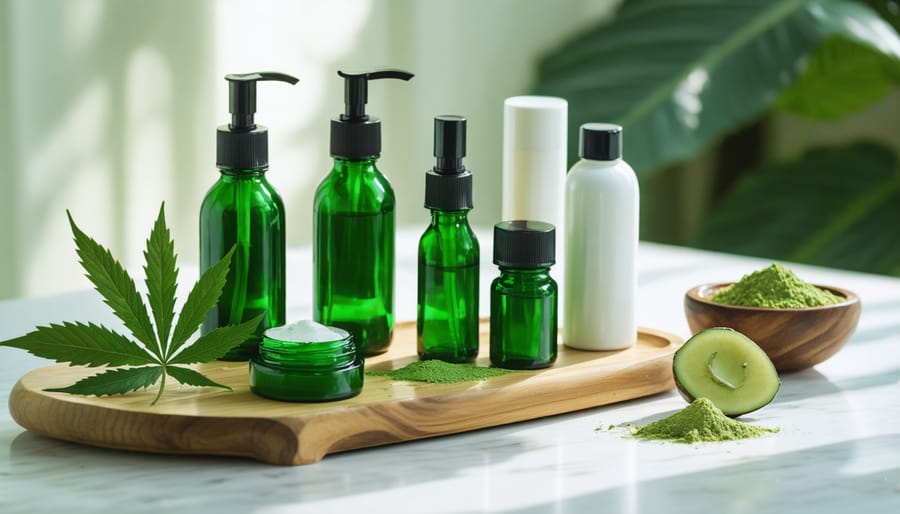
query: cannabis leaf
0 203 263 405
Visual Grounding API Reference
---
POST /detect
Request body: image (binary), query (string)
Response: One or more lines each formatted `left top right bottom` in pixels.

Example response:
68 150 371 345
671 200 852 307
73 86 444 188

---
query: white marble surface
1 229 899 513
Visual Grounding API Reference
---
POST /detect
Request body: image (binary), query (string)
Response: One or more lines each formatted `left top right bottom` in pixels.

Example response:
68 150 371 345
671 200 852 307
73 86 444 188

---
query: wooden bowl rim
685 282 859 312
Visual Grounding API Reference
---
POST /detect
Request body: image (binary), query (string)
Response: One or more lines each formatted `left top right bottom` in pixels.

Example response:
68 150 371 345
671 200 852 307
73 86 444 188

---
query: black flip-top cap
493 220 556 268
425 115 472 210
579 123 622 160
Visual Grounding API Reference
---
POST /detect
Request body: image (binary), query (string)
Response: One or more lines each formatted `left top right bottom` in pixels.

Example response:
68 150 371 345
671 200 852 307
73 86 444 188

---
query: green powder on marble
632 398 779 443
712 264 843 309
367 360 511 384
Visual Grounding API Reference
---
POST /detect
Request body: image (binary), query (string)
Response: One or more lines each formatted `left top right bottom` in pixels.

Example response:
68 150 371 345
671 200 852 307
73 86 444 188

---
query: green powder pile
712 263 843 309
633 398 779 443
367 360 511 384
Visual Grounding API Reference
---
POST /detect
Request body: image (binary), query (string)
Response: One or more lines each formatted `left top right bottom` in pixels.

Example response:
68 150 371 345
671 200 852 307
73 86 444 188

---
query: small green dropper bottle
313 69 414 357
417 115 480 362
200 72 298 361
490 221 558 370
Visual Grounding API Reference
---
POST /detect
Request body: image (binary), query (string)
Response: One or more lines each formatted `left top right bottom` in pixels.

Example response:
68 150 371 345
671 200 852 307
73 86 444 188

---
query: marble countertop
1 230 898 513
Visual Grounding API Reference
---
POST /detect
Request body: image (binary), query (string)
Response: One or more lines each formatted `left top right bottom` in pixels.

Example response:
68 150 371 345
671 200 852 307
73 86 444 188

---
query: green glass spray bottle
313 69 414 356
417 115 480 362
200 72 298 361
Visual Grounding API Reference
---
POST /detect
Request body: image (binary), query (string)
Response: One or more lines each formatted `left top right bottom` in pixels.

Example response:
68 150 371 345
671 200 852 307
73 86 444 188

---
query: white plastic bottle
502 96 568 319
564 123 639 351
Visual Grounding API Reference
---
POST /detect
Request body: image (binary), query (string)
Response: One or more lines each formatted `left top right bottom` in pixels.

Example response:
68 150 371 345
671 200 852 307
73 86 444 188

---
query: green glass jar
490 221 558 370
249 324 364 402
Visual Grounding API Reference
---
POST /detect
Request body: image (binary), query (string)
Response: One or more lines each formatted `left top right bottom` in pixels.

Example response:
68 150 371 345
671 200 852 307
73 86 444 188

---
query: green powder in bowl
367 360 511 384
633 398 779 443
712 264 843 309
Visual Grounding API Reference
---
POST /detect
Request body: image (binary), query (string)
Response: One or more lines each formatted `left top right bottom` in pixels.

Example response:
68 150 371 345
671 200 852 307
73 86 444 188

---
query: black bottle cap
217 72 298 169
425 115 473 211
493 220 556 269
330 69 414 159
579 123 622 161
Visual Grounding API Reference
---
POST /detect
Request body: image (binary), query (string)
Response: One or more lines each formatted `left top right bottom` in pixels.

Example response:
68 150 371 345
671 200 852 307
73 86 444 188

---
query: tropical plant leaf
169 313 264 365
862 0 900 32
166 366 231 390
143 203 179 357
67 211 159 356
46 366 163 397
533 0 900 176
695 141 900 276
0 322 157 367
167 246 235 359
775 36 900 119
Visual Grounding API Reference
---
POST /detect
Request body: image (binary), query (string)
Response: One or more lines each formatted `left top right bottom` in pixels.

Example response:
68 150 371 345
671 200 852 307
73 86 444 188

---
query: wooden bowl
684 283 861 372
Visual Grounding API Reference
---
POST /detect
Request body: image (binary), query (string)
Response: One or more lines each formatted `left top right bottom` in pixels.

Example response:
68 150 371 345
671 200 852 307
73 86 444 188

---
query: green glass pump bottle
314 69 414 356
490 221 558 370
200 72 298 361
417 116 479 362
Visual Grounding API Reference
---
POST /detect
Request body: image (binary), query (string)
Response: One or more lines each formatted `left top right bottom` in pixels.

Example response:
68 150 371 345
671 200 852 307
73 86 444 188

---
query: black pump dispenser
330 69 414 159
425 115 473 211
217 71 298 169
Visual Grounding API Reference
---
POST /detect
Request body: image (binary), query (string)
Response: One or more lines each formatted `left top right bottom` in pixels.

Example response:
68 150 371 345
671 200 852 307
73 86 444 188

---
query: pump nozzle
217 71 298 169
425 115 472 211
225 72 299 131
330 68 414 159
337 69 414 121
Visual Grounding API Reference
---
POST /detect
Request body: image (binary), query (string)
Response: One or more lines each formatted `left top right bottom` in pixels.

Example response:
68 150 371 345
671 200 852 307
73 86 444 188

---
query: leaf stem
151 367 167 406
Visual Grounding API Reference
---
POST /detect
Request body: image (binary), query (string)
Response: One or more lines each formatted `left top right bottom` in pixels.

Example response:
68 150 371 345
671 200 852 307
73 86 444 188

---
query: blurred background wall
2 0 899 300
0 0 611 299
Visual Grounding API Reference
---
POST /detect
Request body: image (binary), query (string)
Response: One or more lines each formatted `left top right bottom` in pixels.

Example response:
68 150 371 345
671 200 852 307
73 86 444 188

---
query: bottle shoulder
419 220 480 265
492 270 557 295
567 159 638 189
314 161 395 214
201 174 285 216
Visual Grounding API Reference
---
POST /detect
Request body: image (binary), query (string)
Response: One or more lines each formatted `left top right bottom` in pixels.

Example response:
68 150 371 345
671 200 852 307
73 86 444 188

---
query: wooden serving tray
9 320 681 465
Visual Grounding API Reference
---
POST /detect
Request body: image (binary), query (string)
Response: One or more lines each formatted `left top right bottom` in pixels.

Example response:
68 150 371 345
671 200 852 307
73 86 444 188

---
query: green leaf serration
170 313 263 365
46 366 164 397
144 203 179 357
67 211 159 357
167 246 236 360
166 366 231 391
1 322 157 367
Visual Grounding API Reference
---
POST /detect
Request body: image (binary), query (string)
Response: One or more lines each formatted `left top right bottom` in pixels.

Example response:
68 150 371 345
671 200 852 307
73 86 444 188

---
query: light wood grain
684 283 861 372
9 320 680 465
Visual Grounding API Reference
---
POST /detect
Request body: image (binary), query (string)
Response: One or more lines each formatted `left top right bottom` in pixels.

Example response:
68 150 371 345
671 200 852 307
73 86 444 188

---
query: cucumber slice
674 328 780 416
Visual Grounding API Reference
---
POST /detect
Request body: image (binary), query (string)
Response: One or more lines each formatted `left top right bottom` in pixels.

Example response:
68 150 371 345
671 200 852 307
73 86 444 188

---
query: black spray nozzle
337 69 414 121
425 114 472 211
434 115 466 173
225 71 299 130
